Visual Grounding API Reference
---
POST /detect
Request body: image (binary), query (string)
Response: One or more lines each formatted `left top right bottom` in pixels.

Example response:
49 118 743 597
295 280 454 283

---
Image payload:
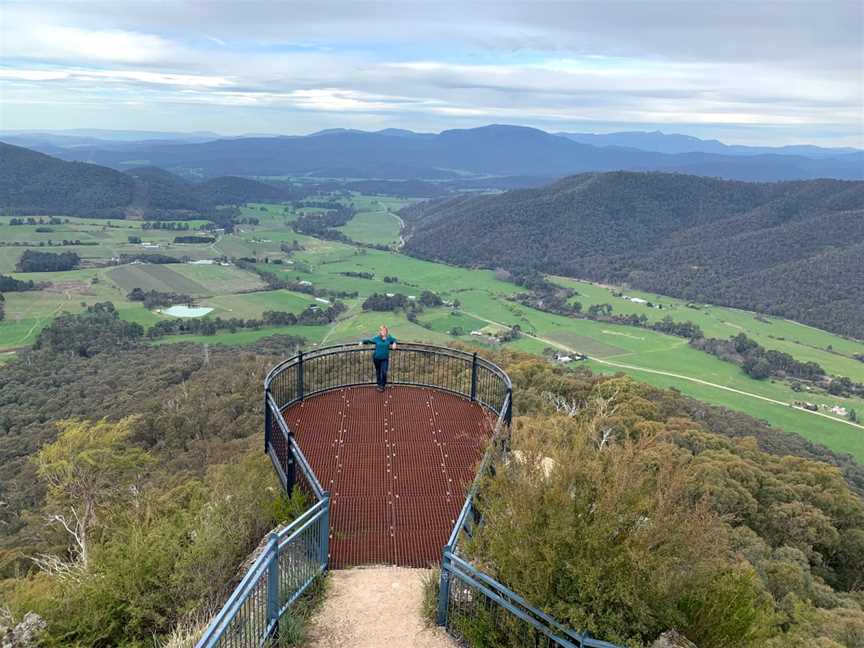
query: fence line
197 344 620 648
194 497 329 648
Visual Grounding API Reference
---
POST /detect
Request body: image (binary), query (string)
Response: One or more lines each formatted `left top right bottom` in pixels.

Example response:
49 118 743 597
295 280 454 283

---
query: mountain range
555 130 861 158
402 171 864 339
4 125 861 182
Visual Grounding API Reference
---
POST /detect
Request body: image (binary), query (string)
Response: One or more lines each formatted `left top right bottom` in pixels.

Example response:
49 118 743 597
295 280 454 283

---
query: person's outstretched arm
389 335 397 349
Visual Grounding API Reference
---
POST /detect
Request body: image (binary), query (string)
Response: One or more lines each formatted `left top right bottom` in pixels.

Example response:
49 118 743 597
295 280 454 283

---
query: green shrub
420 568 440 625
468 411 776 647
7 445 290 647
675 568 777 648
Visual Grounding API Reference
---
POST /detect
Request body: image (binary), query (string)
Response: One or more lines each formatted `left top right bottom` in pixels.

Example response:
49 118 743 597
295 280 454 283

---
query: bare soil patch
305 566 454 648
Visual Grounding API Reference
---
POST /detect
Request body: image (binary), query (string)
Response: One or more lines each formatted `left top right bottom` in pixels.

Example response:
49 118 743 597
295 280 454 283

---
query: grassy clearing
552 276 864 382
586 359 864 460
108 264 212 295
415 309 488 335
201 290 319 319
337 210 401 246
450 287 864 460
170 263 266 293
0 270 128 349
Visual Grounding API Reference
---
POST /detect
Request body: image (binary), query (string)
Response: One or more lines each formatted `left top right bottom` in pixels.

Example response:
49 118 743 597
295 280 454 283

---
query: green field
552 276 864 383
337 210 402 245
0 266 166 349
2 198 863 462
0 215 219 273
171 263 266 293
108 264 212 295
201 290 318 318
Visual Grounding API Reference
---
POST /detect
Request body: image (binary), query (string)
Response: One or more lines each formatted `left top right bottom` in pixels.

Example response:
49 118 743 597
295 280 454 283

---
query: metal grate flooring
282 385 496 568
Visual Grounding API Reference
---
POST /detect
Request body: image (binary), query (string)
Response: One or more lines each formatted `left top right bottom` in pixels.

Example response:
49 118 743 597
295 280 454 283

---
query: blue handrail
195 497 329 648
196 344 621 648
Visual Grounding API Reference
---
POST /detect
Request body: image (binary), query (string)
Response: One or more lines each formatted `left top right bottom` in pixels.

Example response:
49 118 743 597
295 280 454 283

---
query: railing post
297 351 304 401
505 388 513 426
320 492 330 567
470 352 478 401
266 533 280 633
286 440 296 495
437 546 452 627
264 391 271 454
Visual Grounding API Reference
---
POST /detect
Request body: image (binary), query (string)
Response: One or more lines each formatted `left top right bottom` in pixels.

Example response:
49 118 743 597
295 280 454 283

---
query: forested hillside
0 142 135 214
403 172 864 338
0 309 307 645
0 143 293 217
1 309 863 646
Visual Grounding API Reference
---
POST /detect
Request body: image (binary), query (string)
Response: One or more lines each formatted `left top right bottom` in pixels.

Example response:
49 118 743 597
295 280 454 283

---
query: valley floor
3 200 863 462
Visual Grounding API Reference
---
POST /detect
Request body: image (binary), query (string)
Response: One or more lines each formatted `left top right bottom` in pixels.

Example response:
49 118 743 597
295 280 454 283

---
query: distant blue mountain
7 124 862 182
555 130 860 159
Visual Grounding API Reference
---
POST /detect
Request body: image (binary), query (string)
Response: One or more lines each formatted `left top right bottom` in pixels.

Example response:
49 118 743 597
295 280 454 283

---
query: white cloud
3 17 186 65
0 68 232 88
0 0 860 145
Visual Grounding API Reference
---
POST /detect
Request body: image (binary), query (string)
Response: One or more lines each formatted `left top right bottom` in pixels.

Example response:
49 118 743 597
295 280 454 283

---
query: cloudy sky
1 1 862 146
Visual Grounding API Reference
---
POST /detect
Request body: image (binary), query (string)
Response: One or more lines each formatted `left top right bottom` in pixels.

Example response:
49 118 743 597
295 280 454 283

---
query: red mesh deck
283 385 496 568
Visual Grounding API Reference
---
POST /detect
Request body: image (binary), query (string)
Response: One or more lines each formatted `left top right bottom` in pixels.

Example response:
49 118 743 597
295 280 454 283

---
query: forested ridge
0 143 135 215
1 308 863 646
27 125 864 182
0 143 294 217
402 172 864 338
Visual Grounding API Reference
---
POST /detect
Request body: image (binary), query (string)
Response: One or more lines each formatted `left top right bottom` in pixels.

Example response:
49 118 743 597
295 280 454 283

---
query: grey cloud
1 0 861 144
32 0 863 66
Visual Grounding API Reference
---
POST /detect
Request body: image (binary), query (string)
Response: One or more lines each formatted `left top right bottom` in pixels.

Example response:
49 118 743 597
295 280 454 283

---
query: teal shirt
364 334 396 359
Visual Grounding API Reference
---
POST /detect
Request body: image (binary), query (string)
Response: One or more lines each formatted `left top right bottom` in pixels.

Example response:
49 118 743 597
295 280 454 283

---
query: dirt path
305 567 454 648
394 213 406 249
320 301 360 346
12 295 68 346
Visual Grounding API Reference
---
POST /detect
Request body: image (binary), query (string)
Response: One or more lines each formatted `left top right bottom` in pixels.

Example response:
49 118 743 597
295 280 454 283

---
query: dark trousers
373 357 389 388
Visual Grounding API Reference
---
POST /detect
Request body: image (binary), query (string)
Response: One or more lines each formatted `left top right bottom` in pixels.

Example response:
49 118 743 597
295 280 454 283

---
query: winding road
462 309 864 432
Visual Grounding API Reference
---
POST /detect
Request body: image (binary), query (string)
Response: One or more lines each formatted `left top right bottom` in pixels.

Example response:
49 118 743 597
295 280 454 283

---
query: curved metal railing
198 344 512 648
199 344 620 648
264 343 512 495
265 342 512 411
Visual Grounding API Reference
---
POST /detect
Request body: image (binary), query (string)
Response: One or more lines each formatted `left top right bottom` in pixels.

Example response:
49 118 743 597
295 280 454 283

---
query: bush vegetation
0 274 37 292
1 309 863 647
463 353 864 647
0 317 308 646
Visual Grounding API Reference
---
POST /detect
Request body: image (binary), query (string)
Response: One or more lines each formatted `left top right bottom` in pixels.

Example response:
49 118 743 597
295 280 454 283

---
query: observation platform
199 345 614 648
265 343 512 570
283 385 496 568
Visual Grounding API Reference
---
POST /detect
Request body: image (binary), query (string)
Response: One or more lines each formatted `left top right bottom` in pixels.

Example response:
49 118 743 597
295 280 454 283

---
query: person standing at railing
360 325 397 391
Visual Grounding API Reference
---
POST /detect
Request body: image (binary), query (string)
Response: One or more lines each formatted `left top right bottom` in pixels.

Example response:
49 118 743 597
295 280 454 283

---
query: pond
162 305 214 318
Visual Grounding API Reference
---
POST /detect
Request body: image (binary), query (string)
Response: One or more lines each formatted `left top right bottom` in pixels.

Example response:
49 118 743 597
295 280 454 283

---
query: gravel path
305 566 455 648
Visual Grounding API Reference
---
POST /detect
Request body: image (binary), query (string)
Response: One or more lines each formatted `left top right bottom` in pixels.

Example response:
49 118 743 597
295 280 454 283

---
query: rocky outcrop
652 630 698 648
1 613 47 648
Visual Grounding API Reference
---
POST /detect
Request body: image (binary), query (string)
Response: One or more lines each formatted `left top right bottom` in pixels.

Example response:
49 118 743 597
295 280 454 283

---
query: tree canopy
403 172 864 338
